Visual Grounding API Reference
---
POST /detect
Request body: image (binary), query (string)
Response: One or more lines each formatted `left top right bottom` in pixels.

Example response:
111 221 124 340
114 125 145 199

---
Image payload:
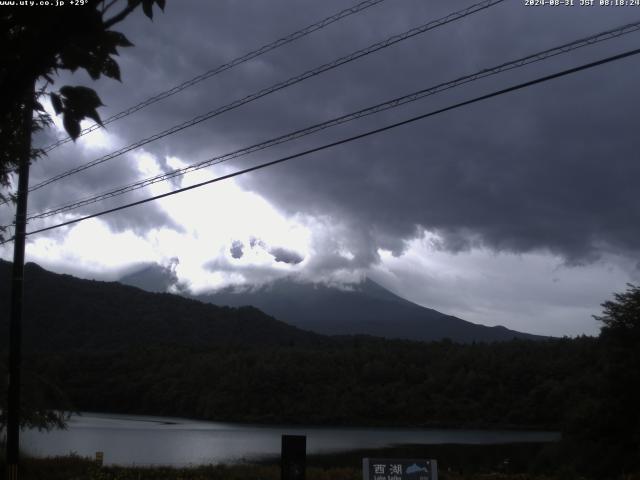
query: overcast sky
2 0 640 337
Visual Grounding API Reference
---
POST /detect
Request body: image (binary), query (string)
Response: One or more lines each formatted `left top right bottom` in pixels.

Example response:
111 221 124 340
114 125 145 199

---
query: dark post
6 81 34 480
281 435 306 480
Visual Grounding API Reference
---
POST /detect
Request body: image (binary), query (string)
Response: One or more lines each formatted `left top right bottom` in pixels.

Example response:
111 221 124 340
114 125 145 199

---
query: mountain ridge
121 263 546 343
0 260 324 353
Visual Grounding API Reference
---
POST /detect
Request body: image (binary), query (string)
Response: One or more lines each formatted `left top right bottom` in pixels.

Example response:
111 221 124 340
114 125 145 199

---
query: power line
4 46 638 245
0 0 387 182
23 20 640 222
26 0 505 194
41 0 388 152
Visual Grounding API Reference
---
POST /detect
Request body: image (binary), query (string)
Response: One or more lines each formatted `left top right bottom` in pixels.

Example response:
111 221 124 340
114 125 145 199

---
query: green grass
2 441 639 480
3 455 640 480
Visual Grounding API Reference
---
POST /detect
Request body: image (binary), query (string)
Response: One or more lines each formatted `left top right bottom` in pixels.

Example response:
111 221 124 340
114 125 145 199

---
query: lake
22 413 560 466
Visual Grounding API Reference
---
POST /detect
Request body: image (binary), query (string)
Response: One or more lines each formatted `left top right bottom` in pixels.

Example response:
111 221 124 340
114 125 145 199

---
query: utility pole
6 80 34 480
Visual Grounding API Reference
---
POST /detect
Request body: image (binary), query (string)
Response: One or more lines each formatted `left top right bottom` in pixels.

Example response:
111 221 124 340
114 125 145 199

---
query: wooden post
281 435 306 480
6 80 34 480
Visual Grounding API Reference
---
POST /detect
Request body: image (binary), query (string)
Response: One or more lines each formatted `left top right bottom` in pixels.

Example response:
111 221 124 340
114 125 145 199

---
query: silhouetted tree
0 357 72 431
0 0 165 429
593 284 640 473
0 0 165 222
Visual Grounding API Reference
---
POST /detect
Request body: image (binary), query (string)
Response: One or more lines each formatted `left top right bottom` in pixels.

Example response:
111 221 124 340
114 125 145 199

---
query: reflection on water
22 413 560 466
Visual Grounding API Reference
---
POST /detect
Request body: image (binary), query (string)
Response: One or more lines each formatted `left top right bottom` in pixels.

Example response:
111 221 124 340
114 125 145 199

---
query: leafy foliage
0 0 166 204
0 357 71 431
590 284 640 473
53 86 105 139
596 283 640 336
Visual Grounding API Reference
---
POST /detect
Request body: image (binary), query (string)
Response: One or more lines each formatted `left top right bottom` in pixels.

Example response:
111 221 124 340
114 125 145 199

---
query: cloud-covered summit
229 237 304 265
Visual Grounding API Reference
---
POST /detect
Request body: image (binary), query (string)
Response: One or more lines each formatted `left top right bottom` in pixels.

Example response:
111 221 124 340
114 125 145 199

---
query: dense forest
25 338 596 430
2 335 630 476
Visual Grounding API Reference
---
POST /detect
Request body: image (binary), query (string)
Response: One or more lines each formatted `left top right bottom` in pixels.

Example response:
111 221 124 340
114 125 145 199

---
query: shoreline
71 410 563 434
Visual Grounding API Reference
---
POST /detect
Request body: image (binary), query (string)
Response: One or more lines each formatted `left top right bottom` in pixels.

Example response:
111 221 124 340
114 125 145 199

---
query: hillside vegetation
1 262 639 477
28 338 596 429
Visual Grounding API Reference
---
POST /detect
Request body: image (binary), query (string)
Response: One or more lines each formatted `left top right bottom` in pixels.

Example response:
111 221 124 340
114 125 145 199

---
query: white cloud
9 161 314 291
25 218 161 279
371 233 637 337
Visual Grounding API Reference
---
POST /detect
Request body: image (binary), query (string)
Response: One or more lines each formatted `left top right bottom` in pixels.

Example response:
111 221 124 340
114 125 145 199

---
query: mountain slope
0 260 322 353
198 278 544 342
121 264 545 342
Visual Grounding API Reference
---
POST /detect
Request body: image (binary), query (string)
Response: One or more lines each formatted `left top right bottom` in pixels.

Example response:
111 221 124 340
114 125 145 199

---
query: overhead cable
24 20 640 222
41 0 389 152
3 46 637 244
26 0 505 193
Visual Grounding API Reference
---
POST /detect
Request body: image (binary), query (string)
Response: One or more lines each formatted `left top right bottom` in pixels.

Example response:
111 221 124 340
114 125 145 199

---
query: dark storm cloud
269 247 304 265
25 0 640 266
230 1 640 264
230 240 244 259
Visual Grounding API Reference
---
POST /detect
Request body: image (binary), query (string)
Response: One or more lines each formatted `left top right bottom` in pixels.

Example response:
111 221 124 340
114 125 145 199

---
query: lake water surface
22 413 560 466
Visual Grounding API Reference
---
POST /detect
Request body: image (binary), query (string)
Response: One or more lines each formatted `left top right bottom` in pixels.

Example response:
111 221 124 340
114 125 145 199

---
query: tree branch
102 0 120 15
103 0 140 29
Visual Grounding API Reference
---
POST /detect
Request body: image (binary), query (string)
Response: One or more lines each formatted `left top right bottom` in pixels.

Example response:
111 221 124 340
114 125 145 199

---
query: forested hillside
0 260 597 430
0 260 323 352
23 337 597 429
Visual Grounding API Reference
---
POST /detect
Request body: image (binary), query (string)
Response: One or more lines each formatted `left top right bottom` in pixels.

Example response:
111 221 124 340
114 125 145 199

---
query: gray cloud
231 3 640 265
249 237 266 249
230 237 304 265
230 240 244 259
18 1 640 277
204 255 292 288
269 246 304 265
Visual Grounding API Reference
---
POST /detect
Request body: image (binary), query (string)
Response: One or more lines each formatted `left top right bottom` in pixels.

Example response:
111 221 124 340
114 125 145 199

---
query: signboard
363 458 437 480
